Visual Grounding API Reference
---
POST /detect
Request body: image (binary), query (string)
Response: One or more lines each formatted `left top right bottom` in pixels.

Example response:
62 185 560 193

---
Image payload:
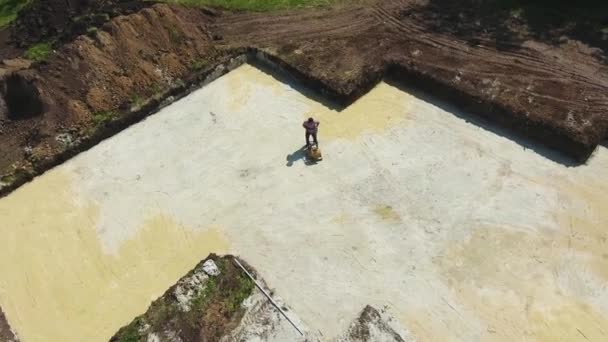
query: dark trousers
306 132 318 146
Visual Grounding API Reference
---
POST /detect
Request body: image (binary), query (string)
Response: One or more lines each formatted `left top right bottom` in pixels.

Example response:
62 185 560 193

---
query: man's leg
305 132 311 147
312 132 318 146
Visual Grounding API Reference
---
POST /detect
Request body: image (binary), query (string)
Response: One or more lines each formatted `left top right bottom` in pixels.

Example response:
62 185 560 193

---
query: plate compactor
306 144 323 162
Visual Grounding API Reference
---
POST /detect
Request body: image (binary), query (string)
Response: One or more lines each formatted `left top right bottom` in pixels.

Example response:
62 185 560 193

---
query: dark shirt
303 121 319 133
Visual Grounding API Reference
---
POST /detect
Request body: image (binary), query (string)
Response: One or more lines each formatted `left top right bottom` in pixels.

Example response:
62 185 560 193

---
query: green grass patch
130 94 145 109
161 0 344 11
0 174 16 185
116 322 140 342
86 26 98 37
92 110 119 127
0 0 31 28
226 268 254 313
190 58 209 71
24 41 53 62
167 25 184 44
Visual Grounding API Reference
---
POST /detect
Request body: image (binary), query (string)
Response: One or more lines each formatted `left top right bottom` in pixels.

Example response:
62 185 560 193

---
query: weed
167 26 184 44
24 42 53 63
117 322 140 342
227 272 254 313
0 174 16 185
92 110 118 127
86 26 98 37
149 83 164 96
190 59 208 71
94 12 110 22
130 94 145 109
0 0 31 28
192 277 217 309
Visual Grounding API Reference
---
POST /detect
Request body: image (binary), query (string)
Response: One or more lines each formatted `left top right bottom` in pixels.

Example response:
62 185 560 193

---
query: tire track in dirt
216 6 377 46
373 0 606 90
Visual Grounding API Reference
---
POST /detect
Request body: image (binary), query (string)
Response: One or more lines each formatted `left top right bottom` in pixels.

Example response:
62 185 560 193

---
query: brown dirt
0 0 607 196
341 305 405 342
9 0 148 47
0 306 18 342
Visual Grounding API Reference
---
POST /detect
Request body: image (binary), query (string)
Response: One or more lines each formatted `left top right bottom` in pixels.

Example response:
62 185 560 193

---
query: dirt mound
110 255 255 342
0 3 218 186
338 306 411 342
0 306 18 342
10 0 147 47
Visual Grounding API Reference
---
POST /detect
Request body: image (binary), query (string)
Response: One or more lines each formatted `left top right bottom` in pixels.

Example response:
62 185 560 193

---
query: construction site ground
0 0 607 341
1 64 607 341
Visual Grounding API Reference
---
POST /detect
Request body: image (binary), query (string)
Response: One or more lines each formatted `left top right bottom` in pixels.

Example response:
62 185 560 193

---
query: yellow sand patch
0 170 228 342
436 223 608 341
530 302 608 341
226 64 286 112
305 82 413 140
552 177 608 282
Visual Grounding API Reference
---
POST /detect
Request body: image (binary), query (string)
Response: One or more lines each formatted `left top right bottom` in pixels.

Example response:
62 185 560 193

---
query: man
303 117 320 148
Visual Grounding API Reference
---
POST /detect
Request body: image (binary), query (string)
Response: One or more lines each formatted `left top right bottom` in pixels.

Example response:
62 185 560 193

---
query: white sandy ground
1 64 607 342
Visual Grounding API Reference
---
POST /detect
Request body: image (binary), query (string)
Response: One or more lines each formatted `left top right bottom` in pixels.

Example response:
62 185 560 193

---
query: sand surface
0 64 607 341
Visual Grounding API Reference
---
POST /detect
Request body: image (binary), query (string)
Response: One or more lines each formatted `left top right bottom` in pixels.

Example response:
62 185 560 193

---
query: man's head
307 117 314 123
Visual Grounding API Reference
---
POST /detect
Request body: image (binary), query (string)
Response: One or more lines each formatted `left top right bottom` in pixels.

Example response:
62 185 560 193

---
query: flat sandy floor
1 64 607 341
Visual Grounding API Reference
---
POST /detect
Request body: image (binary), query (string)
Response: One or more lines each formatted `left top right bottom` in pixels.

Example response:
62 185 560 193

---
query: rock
2 58 32 70
174 270 209 312
55 133 74 147
202 259 220 276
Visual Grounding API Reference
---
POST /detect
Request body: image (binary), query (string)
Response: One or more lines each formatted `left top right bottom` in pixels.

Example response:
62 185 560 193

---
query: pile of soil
0 306 18 342
110 255 255 342
9 0 147 47
0 3 219 187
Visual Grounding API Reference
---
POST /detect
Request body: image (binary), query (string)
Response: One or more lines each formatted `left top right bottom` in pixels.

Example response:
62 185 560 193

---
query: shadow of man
286 145 310 167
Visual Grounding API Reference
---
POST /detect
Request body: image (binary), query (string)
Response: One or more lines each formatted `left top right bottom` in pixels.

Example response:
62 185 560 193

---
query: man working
303 117 320 148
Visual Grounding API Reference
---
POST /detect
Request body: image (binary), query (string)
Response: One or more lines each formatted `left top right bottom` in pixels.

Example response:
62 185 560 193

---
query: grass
130 94 145 109
86 26 98 37
190 58 209 71
167 26 184 44
226 269 254 313
117 322 140 342
0 0 30 28
161 0 344 11
92 110 119 127
24 41 52 62
0 174 16 185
